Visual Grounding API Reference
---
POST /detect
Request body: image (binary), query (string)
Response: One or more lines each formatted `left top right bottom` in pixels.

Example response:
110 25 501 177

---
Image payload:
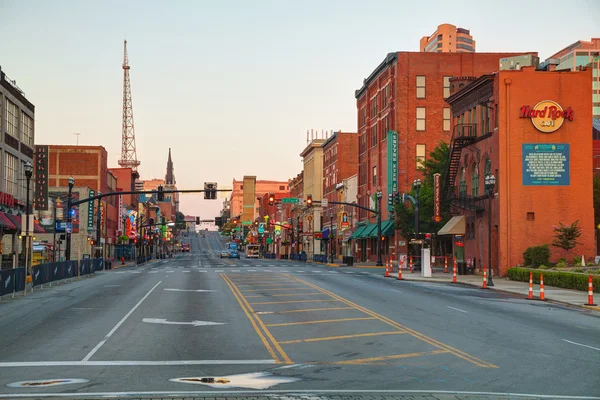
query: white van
246 244 260 258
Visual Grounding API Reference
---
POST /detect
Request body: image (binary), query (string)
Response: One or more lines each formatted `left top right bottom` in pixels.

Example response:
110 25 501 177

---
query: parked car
220 250 230 258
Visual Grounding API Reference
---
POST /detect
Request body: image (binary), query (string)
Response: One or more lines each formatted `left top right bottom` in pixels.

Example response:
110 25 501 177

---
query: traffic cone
409 256 414 273
528 271 533 299
452 258 457 283
585 275 597 306
384 260 390 277
482 267 487 289
397 260 403 280
539 273 546 301
444 257 448 273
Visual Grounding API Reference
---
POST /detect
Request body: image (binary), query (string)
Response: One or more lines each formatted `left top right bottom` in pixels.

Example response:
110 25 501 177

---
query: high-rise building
420 24 475 53
354 50 536 263
541 38 600 119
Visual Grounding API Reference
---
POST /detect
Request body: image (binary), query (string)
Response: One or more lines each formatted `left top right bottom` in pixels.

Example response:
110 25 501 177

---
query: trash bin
346 256 354 266
458 261 466 275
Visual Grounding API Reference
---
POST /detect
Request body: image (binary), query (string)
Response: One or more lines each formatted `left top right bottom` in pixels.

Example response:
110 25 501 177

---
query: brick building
300 139 325 258
289 171 303 253
353 51 536 263
229 178 290 220
420 24 476 53
34 145 118 259
442 67 594 276
321 131 358 259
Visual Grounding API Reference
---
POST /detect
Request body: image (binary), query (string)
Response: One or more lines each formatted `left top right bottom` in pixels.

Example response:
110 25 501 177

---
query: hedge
507 268 600 293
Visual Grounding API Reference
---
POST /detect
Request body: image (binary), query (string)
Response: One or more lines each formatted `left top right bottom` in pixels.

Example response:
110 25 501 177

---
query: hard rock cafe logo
520 100 574 133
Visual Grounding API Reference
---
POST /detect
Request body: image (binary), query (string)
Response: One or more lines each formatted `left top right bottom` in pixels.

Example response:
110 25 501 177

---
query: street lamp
376 191 383 266
485 174 496 287
66 176 74 261
413 179 422 237
24 161 33 293
329 212 334 263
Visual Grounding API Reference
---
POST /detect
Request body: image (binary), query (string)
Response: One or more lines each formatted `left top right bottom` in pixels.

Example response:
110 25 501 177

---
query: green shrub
507 268 600 292
586 262 596 267
523 245 550 267
555 260 567 268
573 268 584 273
539 265 550 270
558 258 567 263
573 256 582 266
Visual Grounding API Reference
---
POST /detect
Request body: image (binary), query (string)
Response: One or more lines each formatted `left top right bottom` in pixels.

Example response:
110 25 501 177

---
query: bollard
539 273 546 301
409 256 414 273
482 267 487 289
397 260 403 280
584 275 597 306
444 257 448 273
452 258 457 283
528 271 533 299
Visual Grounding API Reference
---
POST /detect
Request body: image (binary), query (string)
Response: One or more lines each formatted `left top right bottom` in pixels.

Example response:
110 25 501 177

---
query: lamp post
413 179 422 237
376 191 383 266
24 161 33 293
66 176 75 261
329 212 334 263
485 174 496 287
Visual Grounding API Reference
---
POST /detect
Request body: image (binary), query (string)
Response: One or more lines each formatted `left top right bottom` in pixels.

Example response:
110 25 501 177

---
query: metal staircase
442 124 477 205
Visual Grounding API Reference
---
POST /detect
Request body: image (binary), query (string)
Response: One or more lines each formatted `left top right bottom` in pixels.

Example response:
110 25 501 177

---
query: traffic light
394 191 400 204
233 219 238 225
204 182 217 199
268 193 275 206
196 217 200 224
90 240 95 246
149 218 154 226
306 194 313 207
388 193 393 206
157 185 164 201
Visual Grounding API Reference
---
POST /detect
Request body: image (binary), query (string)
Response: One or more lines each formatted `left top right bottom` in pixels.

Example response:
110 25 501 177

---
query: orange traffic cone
482 267 487 289
539 273 546 301
384 259 390 277
397 261 403 280
444 257 448 273
452 258 457 283
409 256 413 273
528 271 533 299
585 275 597 306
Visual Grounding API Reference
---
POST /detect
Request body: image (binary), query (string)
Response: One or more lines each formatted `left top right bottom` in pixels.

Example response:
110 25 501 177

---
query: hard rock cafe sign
520 100 573 133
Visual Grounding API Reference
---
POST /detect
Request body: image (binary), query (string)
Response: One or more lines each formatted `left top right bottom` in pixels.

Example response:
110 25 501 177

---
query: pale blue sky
1 0 599 218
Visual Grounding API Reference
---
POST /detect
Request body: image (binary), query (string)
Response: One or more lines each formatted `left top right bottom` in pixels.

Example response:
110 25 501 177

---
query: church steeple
165 148 175 185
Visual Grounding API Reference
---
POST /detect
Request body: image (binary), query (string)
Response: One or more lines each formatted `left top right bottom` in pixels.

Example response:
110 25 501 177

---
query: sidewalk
314 260 599 311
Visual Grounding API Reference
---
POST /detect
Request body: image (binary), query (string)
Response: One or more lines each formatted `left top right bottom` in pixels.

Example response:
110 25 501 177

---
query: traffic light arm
325 201 378 215
70 189 232 207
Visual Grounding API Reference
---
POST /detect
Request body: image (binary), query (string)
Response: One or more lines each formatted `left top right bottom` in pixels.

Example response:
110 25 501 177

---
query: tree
594 176 600 228
394 141 450 235
552 221 582 261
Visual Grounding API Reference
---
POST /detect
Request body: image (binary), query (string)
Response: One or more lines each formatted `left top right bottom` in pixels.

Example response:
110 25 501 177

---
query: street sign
321 198 328 207
281 198 298 204
258 223 265 234
266 238 273 244
242 221 252 225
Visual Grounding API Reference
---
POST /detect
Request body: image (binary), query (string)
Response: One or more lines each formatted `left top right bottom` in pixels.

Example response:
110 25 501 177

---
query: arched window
459 167 467 195
471 163 479 196
484 158 492 178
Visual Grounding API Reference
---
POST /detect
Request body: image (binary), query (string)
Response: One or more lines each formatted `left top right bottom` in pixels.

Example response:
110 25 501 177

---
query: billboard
36 191 80 233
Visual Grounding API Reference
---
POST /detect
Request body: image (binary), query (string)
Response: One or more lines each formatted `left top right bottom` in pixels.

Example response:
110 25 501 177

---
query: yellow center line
283 274 498 369
266 317 376 327
279 331 407 345
220 273 280 363
249 299 340 305
241 287 310 292
266 307 355 314
222 274 292 364
244 292 324 298
328 350 449 365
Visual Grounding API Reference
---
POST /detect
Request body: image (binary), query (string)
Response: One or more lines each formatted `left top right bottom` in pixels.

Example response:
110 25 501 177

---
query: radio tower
118 40 141 171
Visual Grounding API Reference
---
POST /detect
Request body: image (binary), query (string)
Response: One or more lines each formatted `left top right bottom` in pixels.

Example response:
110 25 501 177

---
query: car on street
219 250 230 258
181 243 190 252
229 249 240 259
246 244 260 258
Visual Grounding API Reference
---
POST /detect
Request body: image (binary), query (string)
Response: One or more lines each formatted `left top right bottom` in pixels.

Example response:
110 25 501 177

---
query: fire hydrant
121 256 125 265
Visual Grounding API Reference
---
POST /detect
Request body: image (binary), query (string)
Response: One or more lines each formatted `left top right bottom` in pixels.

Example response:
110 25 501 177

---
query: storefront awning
350 225 367 239
437 216 465 236
0 212 17 230
381 220 395 236
362 223 379 238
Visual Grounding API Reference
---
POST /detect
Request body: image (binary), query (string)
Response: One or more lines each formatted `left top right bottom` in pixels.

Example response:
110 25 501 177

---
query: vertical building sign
117 194 123 235
433 173 441 222
87 189 95 230
387 131 398 212
100 202 105 237
34 145 49 210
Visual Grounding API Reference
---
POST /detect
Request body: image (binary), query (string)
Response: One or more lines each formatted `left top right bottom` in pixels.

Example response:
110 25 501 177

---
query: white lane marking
104 285 121 287
268 264 275 267
263 269 271 272
143 318 224 326
214 270 223 272
390 289 402 294
297 270 304 272
562 339 600 352
280 270 289 272
182 271 191 273
116 272 125 274
255 311 274 315
0 360 276 368
248 269 256 271
165 271 174 273
329 271 338 273
232 269 240 272
314 271 322 273
164 289 215 293
82 281 162 362
243 264 250 267
148 271 159 274
447 306 468 314
71 308 97 310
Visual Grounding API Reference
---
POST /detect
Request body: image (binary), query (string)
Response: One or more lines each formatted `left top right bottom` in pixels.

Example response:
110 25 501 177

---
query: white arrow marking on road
163 289 216 293
143 318 225 326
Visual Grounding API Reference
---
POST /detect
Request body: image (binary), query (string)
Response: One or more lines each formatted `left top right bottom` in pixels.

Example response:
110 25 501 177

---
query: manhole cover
7 378 89 388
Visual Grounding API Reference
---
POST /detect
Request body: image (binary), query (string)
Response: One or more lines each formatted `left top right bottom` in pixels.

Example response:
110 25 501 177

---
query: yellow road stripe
285 275 498 369
279 331 406 344
245 292 323 298
267 307 355 314
266 317 375 327
220 274 280 363
330 350 449 364
241 287 311 292
250 299 340 305
222 275 292 364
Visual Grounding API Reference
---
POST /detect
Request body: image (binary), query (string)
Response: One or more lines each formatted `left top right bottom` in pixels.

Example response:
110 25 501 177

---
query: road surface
0 231 598 399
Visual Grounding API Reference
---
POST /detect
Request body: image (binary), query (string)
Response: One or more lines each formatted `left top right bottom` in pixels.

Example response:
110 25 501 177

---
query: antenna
73 132 82 145
118 39 141 171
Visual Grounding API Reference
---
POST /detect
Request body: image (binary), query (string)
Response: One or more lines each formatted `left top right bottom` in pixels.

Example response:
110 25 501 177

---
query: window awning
0 212 17 230
350 225 367 239
381 220 395 236
363 223 379 238
437 216 465 236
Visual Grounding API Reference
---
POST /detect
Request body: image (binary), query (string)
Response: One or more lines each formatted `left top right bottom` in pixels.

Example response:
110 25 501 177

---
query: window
443 76 451 98
416 107 426 131
527 212 535 221
443 108 451 131
382 85 390 109
459 167 466 194
21 112 33 146
371 95 378 118
416 144 426 169
279 185 285 190
382 114 389 140
372 165 377 185
484 158 492 179
416 76 426 98
240 185 243 190
4 152 18 197
471 163 479 196
5 100 18 138
360 107 367 127
371 125 377 147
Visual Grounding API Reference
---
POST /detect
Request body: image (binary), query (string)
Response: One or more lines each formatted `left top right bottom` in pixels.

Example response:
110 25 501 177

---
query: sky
1 0 599 219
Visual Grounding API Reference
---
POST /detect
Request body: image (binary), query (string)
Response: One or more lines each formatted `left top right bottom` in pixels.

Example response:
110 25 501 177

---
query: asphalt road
0 231 599 399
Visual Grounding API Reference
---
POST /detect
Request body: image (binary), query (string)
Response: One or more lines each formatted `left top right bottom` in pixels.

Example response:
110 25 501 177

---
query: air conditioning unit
499 55 540 71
